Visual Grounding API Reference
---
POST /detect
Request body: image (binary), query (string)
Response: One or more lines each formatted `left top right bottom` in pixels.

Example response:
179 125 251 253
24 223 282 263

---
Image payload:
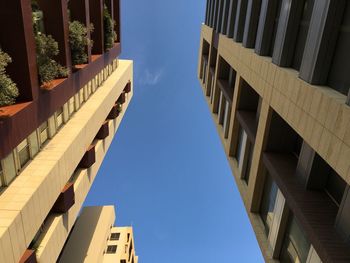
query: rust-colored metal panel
37 0 72 71
69 0 92 62
96 120 110 139
19 249 37 263
107 104 120 120
52 182 75 213
79 144 96 168
0 0 39 102
124 81 132 93
113 0 121 43
89 0 104 54
117 92 126 104
0 43 121 160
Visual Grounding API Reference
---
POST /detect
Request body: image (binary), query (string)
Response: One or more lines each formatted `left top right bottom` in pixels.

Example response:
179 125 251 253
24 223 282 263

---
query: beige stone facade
59 206 138 263
198 21 350 263
0 59 134 263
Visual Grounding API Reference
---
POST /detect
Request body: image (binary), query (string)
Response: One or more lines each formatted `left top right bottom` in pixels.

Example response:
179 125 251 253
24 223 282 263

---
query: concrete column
255 0 280 55
272 0 306 67
221 0 230 34
299 0 346 85
233 0 249 42
226 0 238 38
243 0 262 48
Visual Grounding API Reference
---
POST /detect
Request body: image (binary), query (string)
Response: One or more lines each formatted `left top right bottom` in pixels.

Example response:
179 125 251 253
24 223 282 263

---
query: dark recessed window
110 232 120 241
260 172 278 235
292 136 303 159
106 245 117 254
280 214 310 263
236 126 244 163
325 170 346 206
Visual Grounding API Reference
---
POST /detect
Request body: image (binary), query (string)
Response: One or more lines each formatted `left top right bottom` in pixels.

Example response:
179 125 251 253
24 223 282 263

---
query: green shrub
0 49 19 106
35 32 68 84
103 6 117 50
69 21 94 65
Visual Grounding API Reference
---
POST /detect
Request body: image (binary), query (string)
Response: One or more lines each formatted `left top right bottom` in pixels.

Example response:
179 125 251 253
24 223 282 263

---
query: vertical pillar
226 0 238 38
89 0 104 54
272 0 305 67
113 0 121 43
221 0 230 35
0 0 38 101
243 0 262 48
299 0 346 85
38 0 72 72
69 0 92 62
233 0 249 42
255 0 279 55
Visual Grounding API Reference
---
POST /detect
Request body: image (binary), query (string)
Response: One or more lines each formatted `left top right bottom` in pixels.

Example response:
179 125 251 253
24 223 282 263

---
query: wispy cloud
138 69 163 86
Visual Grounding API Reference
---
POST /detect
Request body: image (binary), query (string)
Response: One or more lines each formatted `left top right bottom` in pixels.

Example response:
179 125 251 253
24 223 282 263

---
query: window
292 136 303 159
127 233 130 242
121 260 127 263
260 173 278 235
17 139 30 168
325 170 346 206
280 215 310 263
68 97 75 116
106 245 117 254
244 144 254 184
236 126 244 163
39 121 49 145
55 107 64 129
128 240 133 261
110 232 120 240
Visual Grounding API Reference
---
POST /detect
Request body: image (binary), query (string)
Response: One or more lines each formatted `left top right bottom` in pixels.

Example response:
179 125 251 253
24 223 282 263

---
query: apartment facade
59 206 138 263
198 0 350 262
0 0 134 262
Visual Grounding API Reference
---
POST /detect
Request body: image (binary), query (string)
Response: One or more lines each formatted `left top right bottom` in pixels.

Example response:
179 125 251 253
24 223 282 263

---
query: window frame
106 245 117 254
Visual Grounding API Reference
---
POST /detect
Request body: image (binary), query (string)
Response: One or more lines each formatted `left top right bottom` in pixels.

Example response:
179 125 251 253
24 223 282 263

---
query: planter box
117 92 126 104
96 120 110 139
52 182 75 213
124 81 131 93
79 144 96 168
107 104 120 119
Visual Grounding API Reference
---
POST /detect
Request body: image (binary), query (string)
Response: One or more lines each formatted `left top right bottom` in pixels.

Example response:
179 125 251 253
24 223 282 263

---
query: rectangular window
121 260 127 263
39 121 49 145
244 144 254 184
236 126 244 163
110 232 120 240
55 107 64 129
79 89 84 104
325 170 346 206
68 97 75 116
106 245 117 254
17 139 30 168
260 172 278 235
280 215 310 263
0 162 4 187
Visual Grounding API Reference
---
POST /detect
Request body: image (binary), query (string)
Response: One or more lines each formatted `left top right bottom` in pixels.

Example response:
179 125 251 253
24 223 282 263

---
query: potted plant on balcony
103 5 117 50
32 2 68 88
69 20 94 67
0 49 19 107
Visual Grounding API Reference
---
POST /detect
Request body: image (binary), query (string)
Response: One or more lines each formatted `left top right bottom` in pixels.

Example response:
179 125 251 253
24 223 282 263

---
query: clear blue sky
84 1 264 262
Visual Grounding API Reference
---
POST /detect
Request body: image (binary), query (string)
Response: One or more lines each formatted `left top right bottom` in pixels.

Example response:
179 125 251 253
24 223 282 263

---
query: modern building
0 0 134 262
58 206 138 263
198 1 350 262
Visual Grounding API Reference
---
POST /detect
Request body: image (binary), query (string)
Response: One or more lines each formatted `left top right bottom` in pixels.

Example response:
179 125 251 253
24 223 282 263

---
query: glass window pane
110 232 120 240
260 173 278 235
236 126 244 163
40 121 49 144
325 170 346 206
56 108 64 129
106 245 117 254
280 215 310 263
18 139 30 168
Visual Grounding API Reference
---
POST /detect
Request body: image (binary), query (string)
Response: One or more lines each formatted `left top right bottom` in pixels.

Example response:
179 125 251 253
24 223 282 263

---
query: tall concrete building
0 0 135 262
59 206 138 263
198 0 350 262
